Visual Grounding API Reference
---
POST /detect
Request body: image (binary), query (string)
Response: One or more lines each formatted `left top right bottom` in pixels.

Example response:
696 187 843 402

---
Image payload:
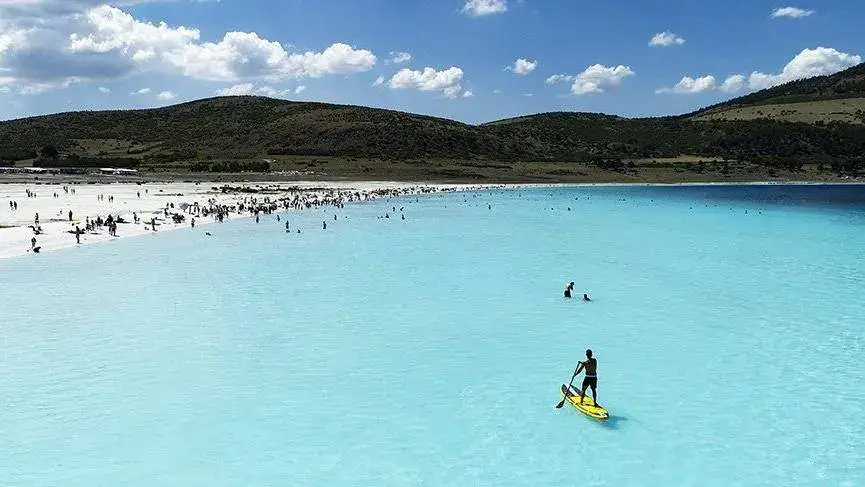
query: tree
40 145 58 160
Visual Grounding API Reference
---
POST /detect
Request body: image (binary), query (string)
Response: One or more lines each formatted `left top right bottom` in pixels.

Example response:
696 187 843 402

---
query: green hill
1 63 865 180
688 63 865 124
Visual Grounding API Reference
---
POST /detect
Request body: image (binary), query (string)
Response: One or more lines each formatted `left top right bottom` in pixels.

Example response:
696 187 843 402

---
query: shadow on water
598 413 666 436
598 414 629 430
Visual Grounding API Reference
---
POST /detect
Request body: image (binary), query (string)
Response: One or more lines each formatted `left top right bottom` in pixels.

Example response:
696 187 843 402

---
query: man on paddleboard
574 349 599 407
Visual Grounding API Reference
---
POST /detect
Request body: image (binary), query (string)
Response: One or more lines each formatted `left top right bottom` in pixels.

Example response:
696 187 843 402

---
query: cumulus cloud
655 74 748 94
461 0 507 16
387 51 411 64
156 90 176 100
389 66 465 98
771 7 815 18
462 90 474 98
720 74 746 93
508 58 536 75
546 74 574 84
747 47 860 90
372 75 385 87
130 87 151 95
671 75 717 94
97 86 110 93
656 47 859 95
215 83 293 97
569 64 635 95
649 31 685 47
656 75 723 94
255 86 282 97
0 3 377 93
215 83 255 96
294 85 306 94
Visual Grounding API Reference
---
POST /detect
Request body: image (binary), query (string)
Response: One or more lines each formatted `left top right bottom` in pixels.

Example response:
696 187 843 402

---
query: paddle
555 370 580 409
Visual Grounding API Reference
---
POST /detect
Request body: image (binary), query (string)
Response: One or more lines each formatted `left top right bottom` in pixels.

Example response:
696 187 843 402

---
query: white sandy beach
0 181 491 260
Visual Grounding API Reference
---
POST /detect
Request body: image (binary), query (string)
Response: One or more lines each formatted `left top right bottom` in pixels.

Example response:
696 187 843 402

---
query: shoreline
2 176 864 188
3 179 863 261
0 181 497 260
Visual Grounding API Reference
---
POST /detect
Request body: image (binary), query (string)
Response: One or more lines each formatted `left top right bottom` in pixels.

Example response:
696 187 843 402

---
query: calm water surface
1 184 864 486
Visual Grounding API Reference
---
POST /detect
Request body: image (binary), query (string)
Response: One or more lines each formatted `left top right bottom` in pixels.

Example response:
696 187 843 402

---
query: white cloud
68 5 200 57
255 85 279 96
159 34 376 82
387 51 411 64
461 0 507 16
656 74 748 95
569 64 635 95
546 74 573 84
508 58 536 75
130 87 151 95
492 89 502 94
215 83 293 97
655 75 717 94
372 75 385 87
97 86 110 93
656 47 859 95
771 7 815 18
649 31 685 47
748 47 861 90
389 66 465 98
294 85 306 94
0 3 377 94
215 83 255 96
720 74 746 93
21 82 72 95
156 90 175 100
523 93 534 97
462 90 473 98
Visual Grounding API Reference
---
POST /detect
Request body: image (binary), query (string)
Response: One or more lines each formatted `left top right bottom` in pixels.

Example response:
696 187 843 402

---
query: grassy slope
686 63 865 123
691 98 865 124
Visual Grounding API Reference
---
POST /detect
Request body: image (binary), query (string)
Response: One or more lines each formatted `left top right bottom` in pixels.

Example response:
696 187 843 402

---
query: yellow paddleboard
561 383 609 421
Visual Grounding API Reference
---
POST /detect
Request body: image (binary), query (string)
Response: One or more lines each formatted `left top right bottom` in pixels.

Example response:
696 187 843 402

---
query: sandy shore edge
0 181 501 260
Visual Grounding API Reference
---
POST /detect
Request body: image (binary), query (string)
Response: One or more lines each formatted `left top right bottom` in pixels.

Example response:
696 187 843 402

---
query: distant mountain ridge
1 63 864 175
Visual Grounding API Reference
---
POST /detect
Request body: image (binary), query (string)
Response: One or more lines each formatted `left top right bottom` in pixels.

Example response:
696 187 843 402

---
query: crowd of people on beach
6 183 470 256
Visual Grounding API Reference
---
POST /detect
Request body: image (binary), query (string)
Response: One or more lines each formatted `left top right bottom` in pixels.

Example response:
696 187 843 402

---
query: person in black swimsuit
564 282 574 298
574 349 599 406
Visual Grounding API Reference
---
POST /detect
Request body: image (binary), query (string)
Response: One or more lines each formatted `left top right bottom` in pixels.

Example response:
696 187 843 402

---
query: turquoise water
2 185 864 486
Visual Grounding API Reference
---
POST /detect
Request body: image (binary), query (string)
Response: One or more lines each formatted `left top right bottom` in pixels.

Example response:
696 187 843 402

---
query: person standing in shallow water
322 221 327 230
564 282 574 298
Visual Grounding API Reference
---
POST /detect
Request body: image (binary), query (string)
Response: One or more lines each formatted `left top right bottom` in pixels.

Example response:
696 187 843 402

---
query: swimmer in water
564 282 574 298
583 293 591 301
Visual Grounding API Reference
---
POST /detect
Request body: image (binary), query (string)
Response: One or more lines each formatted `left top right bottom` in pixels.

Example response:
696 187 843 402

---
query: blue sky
0 0 862 123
